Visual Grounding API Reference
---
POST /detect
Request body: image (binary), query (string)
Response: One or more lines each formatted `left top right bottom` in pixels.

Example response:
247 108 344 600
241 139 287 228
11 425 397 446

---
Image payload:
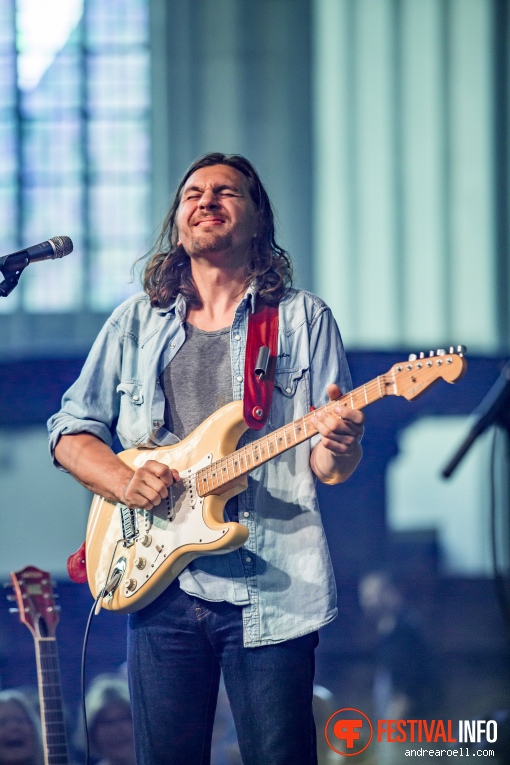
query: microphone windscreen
49 236 73 259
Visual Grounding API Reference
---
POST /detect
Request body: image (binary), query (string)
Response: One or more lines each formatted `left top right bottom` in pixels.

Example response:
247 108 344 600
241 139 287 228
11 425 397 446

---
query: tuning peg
8 607 19 614
429 350 435 357
456 345 466 355
419 352 425 359
449 346 455 353
436 348 446 356
408 353 417 361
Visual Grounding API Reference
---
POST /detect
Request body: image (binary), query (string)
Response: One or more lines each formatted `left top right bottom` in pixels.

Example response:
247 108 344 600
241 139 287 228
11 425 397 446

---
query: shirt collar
156 280 259 318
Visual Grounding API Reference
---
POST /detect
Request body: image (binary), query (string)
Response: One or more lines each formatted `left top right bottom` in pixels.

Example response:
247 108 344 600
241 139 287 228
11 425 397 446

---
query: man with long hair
49 153 364 765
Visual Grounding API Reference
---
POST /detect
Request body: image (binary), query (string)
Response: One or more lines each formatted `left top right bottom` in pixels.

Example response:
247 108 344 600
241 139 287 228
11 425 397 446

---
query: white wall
387 417 509 575
0 427 91 577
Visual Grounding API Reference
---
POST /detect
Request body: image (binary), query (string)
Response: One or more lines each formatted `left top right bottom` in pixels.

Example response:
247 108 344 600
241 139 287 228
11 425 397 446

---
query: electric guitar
9 566 69 765
86 348 467 614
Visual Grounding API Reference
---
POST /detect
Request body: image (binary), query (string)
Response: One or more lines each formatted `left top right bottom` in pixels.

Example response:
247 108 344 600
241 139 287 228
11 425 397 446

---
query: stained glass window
0 0 151 314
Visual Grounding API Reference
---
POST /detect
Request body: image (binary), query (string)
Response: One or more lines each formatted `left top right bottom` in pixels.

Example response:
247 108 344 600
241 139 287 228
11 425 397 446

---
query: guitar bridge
119 504 139 547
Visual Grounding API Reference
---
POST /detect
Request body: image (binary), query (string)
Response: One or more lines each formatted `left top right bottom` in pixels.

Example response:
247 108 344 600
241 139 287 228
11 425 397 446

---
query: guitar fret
194 357 461 498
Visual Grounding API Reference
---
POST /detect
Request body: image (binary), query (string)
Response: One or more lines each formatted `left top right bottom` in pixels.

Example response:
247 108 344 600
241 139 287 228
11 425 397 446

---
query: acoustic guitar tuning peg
408 353 417 361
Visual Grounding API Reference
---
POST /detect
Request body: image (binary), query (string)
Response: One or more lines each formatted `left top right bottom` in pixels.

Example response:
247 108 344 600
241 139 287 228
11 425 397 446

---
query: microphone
0 236 73 275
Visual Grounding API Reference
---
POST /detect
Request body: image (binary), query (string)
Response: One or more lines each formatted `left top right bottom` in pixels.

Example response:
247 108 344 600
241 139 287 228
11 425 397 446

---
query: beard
188 229 233 255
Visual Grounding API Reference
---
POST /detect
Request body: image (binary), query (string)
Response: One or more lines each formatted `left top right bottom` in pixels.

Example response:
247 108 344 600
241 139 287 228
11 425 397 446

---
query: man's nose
199 189 219 208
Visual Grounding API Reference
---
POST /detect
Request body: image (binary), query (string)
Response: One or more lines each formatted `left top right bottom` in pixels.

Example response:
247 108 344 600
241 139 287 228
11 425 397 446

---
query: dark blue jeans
127 580 318 765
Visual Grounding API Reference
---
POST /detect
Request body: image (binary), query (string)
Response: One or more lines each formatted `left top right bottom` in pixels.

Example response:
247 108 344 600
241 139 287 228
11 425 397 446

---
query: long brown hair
143 153 292 308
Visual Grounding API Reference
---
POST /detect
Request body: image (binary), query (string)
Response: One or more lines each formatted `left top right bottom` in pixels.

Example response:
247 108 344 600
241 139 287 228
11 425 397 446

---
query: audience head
0 690 43 765
79 674 135 765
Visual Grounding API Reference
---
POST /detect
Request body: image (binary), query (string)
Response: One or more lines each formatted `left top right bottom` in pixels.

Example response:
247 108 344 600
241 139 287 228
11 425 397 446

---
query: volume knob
124 578 137 592
134 557 146 570
140 534 152 547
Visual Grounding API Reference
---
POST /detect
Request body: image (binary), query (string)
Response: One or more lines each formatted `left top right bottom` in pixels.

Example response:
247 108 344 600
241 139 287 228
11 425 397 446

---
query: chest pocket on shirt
268 367 309 430
116 381 147 444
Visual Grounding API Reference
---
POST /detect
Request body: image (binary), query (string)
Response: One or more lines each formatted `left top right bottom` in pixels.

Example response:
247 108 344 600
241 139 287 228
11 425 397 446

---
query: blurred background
0 0 509 762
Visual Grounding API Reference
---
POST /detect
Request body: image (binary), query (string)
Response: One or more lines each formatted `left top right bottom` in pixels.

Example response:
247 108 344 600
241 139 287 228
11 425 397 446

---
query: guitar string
38 641 68 754
195 374 392 490
148 362 442 500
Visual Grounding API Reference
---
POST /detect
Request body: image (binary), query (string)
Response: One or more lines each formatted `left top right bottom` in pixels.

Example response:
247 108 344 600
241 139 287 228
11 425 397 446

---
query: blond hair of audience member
0 690 43 765
76 675 135 765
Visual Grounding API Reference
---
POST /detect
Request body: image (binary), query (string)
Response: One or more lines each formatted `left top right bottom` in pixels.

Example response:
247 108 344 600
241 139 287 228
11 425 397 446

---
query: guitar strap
67 298 280 583
243 300 279 430
67 541 87 583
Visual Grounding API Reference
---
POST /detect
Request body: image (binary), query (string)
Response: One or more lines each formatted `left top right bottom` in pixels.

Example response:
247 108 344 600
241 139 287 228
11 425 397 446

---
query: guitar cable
80 562 124 764
80 591 104 765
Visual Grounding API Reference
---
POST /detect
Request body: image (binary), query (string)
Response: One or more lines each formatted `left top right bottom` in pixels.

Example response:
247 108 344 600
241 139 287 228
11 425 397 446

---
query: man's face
176 164 259 262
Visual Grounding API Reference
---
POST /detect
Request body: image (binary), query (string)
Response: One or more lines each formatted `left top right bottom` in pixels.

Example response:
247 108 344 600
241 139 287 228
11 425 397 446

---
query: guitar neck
35 638 69 765
197 373 389 495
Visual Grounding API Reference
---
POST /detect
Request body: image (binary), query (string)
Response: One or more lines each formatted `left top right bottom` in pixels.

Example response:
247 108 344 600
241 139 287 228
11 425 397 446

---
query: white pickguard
108 453 227 600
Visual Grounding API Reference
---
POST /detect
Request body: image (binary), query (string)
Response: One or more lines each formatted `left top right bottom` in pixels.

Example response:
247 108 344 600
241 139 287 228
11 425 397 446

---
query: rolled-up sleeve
47 316 124 469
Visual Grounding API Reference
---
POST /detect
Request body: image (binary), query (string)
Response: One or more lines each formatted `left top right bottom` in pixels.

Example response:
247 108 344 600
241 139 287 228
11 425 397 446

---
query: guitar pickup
119 504 139 547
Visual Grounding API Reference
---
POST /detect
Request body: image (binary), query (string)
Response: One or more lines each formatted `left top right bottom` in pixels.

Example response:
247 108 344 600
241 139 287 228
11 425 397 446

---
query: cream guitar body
86 348 467 614
86 400 250 613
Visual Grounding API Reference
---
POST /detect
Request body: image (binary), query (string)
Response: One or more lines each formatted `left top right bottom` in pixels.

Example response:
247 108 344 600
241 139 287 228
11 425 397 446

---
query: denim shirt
48 286 353 647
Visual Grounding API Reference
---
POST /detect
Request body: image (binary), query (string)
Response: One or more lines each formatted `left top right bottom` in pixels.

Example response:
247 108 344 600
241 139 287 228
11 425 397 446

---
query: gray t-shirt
159 320 239 532
159 322 233 440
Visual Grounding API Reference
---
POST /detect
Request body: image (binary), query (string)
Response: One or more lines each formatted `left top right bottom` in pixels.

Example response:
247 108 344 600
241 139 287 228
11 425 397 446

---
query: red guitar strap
243 301 279 430
67 541 87 583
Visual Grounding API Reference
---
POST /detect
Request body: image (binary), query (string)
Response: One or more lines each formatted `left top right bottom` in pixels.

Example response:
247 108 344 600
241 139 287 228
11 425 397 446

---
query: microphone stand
0 253 27 297
0 271 23 297
442 360 510 477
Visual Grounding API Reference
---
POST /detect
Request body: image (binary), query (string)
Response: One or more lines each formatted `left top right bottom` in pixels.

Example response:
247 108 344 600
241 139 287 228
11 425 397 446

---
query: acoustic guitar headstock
8 565 59 639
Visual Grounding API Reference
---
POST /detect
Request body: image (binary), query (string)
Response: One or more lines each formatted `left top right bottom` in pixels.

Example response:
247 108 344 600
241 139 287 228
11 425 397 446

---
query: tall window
0 0 151 314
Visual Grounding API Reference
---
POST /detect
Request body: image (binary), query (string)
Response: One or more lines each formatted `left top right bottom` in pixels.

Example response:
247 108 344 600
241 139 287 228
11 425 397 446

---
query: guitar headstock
9 565 59 639
388 346 467 401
